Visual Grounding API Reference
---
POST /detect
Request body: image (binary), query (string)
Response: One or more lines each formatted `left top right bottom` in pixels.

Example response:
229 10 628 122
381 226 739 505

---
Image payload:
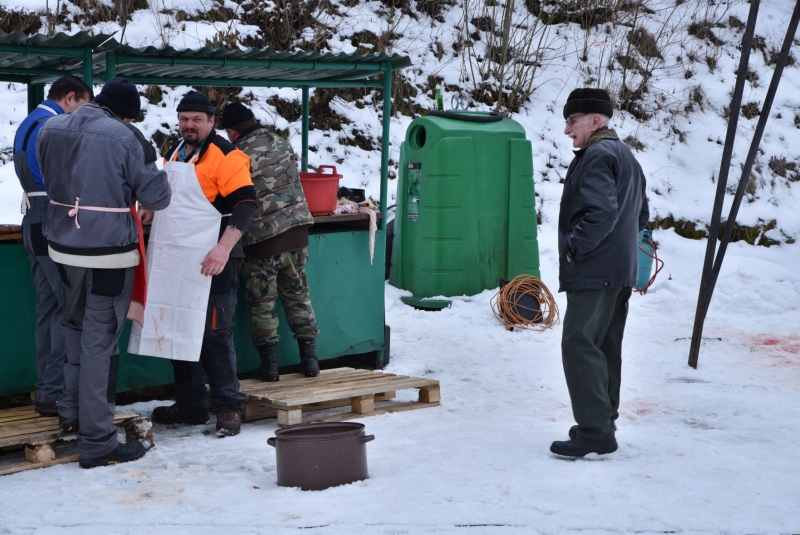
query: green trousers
561 287 631 441
242 248 319 347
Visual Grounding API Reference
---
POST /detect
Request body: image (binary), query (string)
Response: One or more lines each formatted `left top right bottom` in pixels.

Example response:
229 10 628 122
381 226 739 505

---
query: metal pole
27 82 44 114
379 64 392 232
105 51 117 80
705 0 800 306
688 0 760 369
82 48 93 86
301 86 309 173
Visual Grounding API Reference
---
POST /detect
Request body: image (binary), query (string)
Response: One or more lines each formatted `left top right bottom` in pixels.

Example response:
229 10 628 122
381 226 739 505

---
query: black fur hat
563 88 613 119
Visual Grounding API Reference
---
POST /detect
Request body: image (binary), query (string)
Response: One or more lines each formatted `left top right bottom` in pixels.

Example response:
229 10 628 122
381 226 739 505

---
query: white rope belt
50 197 130 229
20 191 47 215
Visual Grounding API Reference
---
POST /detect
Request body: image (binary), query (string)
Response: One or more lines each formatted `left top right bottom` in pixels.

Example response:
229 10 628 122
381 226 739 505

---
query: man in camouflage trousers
221 103 320 380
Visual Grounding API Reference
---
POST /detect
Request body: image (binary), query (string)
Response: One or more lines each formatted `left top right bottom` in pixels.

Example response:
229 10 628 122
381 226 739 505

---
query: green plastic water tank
389 111 539 306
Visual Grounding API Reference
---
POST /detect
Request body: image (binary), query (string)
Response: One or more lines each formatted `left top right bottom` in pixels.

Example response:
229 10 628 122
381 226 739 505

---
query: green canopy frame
0 29 412 229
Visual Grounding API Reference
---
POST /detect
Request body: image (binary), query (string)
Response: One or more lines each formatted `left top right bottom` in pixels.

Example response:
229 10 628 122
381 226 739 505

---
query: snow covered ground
0 231 799 534
1 1 799 532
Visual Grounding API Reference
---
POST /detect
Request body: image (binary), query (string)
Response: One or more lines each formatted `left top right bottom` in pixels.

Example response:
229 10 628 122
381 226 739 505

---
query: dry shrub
627 27 661 59
0 7 43 34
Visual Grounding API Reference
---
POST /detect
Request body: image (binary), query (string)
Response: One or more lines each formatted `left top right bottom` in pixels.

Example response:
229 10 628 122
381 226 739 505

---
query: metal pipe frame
113 54 387 72
301 86 310 172
379 65 392 232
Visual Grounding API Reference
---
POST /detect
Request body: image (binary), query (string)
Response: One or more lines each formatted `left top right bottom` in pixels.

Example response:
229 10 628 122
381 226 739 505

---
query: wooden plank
0 451 80 476
267 374 427 400
0 411 145 449
241 369 391 399
242 392 395 422
290 401 441 427
272 377 440 407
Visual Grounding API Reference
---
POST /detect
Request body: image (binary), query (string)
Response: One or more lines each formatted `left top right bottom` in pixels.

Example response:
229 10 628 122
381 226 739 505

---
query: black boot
298 339 320 377
255 343 279 382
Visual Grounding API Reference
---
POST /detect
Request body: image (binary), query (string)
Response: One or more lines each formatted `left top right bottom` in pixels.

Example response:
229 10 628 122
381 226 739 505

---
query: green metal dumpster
0 223 384 397
389 111 539 307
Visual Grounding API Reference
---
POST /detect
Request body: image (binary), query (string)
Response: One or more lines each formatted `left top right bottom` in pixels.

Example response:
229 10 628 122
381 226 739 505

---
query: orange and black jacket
165 130 257 258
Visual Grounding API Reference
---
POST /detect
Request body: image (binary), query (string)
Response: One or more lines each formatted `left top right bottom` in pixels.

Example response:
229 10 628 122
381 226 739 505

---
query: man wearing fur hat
551 88 649 458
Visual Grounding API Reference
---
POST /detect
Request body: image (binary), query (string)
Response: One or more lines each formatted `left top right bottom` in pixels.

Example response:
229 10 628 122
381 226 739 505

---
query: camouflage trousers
242 247 319 347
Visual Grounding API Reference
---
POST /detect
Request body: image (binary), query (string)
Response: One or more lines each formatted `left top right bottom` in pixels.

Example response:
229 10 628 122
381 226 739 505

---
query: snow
1 0 800 532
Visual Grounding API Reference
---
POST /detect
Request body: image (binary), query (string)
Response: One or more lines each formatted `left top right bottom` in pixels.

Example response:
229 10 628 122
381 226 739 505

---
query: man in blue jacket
38 77 171 468
551 88 649 458
13 76 93 417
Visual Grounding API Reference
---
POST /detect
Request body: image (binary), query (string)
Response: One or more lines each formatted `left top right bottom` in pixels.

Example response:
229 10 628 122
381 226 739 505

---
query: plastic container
299 165 342 215
637 229 654 289
267 422 375 491
390 112 539 300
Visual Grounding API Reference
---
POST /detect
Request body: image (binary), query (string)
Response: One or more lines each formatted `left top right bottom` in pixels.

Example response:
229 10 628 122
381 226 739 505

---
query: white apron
128 149 221 361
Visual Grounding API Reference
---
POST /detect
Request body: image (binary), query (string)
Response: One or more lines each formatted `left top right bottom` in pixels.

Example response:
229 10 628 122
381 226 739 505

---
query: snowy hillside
1 0 800 244
0 2 799 533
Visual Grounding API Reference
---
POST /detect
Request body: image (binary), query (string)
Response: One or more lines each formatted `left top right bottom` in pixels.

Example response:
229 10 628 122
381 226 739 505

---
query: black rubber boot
298 339 320 377
255 343 279 382
35 401 59 417
550 436 618 457
151 403 209 425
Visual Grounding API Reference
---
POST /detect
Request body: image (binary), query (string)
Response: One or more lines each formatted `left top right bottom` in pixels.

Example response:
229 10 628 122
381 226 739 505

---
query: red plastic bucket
299 165 342 215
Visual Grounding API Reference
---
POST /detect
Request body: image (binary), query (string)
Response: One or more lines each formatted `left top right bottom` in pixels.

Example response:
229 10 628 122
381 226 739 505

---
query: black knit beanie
220 102 255 128
177 90 215 114
563 88 613 119
95 77 140 119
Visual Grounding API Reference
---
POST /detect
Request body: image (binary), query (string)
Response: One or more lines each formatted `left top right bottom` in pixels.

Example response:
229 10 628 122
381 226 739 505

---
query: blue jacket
13 100 64 192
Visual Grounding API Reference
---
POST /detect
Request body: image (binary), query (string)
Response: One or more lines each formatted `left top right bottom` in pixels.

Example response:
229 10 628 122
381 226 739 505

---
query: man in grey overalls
13 76 92 417
38 78 171 468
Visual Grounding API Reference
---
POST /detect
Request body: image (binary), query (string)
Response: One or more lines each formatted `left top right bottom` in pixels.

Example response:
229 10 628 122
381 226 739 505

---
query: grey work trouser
561 287 631 442
58 264 134 459
22 212 67 403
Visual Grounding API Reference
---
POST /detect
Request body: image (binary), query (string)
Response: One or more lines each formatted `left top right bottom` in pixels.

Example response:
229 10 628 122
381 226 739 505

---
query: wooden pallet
240 367 440 426
0 406 152 476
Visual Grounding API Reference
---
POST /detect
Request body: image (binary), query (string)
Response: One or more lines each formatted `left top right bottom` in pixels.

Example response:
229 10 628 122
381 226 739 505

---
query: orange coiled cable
490 275 560 331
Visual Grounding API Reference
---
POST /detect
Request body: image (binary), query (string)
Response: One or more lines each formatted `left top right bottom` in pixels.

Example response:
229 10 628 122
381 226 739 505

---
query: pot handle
318 165 337 176
360 434 375 444
267 437 276 447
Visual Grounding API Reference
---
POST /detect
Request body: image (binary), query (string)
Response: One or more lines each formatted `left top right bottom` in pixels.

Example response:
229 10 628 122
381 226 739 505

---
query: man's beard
181 129 201 143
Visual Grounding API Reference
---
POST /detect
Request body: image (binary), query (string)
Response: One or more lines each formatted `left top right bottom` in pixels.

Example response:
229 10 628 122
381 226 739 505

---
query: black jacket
558 129 649 292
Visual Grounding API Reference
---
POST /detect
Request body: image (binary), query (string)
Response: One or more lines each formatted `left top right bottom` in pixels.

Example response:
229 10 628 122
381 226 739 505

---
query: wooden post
419 384 440 403
26 443 55 464
351 395 374 414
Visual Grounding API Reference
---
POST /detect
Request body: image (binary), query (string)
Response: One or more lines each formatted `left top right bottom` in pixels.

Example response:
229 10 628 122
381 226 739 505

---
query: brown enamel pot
267 422 375 491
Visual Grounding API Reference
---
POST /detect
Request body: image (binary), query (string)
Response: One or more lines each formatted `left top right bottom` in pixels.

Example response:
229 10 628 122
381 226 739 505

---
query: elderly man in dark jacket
551 88 649 458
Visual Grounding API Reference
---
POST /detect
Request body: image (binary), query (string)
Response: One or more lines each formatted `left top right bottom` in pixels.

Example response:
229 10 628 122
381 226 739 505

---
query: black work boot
298 339 320 377
254 343 279 382
35 401 59 417
151 403 209 425
59 416 79 433
79 441 147 469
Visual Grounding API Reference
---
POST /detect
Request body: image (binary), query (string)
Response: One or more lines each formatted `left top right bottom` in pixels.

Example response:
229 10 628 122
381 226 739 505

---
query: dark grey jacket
558 129 649 292
38 104 171 267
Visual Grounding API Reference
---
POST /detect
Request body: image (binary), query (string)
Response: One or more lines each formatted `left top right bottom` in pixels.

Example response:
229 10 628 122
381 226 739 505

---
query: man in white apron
38 78 171 468
13 76 92 418
149 91 256 437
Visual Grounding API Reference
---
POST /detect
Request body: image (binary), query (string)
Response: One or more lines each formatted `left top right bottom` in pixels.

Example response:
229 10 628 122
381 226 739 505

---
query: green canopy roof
0 30 411 87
